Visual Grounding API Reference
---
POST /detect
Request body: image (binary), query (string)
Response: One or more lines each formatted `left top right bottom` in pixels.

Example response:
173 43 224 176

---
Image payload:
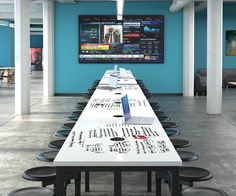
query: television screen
79 15 164 63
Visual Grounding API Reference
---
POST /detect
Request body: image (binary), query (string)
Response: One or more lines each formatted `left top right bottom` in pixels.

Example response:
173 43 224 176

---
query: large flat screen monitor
79 15 164 63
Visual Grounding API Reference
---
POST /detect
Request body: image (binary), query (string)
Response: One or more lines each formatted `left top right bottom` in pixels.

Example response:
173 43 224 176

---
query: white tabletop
54 71 182 167
99 70 137 85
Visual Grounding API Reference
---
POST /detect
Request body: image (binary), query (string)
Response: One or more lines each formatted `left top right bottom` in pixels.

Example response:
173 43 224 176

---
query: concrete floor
0 73 235 196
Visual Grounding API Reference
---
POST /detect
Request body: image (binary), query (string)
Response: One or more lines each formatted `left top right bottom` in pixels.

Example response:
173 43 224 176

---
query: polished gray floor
0 73 235 196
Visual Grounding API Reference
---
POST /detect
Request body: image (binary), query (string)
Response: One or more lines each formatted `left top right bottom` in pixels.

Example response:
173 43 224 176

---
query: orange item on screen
81 43 109 50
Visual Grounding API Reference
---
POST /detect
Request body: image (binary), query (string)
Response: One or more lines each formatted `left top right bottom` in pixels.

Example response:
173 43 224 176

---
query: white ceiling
0 0 236 25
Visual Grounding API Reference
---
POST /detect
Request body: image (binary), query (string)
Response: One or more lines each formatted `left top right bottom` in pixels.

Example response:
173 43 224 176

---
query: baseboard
55 93 86 96
55 93 183 97
152 93 183 96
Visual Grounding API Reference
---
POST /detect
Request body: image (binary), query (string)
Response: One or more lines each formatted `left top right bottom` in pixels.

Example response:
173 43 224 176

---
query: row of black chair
8 78 228 196
138 79 228 196
7 82 95 195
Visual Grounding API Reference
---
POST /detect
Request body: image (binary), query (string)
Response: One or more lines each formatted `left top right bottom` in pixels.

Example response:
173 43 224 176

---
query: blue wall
195 4 236 71
54 1 183 93
31 35 43 48
0 26 14 67
0 26 43 67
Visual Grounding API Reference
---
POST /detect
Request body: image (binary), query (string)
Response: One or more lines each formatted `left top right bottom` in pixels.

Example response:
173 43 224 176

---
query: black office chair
48 140 65 149
37 150 59 162
68 115 79 121
54 129 71 138
22 166 56 187
170 138 191 148
161 121 178 129
62 122 76 129
181 187 228 196
158 114 170 121
177 150 199 162
165 129 180 137
179 167 213 188
8 187 54 196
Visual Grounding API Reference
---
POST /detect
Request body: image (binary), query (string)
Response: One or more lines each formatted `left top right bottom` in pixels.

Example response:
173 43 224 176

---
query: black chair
154 110 165 115
67 115 79 121
37 150 58 162
152 105 162 111
179 167 213 188
158 115 170 121
77 101 87 106
161 121 178 129
170 138 191 148
82 93 92 99
62 122 76 129
48 140 65 149
71 110 83 116
181 187 228 196
22 166 56 187
149 102 160 107
177 150 199 162
165 129 180 137
8 187 54 196
54 129 71 138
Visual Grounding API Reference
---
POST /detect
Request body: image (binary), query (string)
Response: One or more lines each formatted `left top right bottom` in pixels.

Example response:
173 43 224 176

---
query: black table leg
155 171 161 196
114 170 122 196
85 171 90 192
147 171 152 192
56 167 66 196
170 167 180 196
75 171 81 196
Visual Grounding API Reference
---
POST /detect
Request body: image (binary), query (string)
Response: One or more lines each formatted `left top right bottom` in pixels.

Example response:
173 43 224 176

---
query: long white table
54 70 182 196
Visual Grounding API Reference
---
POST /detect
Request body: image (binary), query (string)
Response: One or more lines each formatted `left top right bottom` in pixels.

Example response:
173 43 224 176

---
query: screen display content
79 15 164 63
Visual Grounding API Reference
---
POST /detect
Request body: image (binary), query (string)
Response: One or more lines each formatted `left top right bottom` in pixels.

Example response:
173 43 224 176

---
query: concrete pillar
43 0 54 97
183 2 195 97
14 0 30 115
207 0 223 114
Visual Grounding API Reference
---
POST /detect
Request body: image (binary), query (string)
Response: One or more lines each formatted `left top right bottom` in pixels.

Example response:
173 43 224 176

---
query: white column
14 0 30 115
207 0 223 114
183 2 195 97
43 0 54 97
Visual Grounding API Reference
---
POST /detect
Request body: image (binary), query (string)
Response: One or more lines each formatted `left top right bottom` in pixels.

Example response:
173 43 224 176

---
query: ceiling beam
57 0 75 3
195 1 207 12
116 0 125 20
169 0 195 13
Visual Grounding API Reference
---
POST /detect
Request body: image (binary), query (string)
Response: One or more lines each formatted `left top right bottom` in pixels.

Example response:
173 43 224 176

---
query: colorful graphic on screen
79 15 164 63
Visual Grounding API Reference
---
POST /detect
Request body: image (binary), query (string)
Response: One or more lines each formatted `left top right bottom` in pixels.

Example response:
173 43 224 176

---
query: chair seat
8 187 54 196
48 140 65 149
37 150 58 162
154 110 165 115
67 115 79 121
71 111 83 116
62 122 75 129
179 167 213 181
54 129 71 138
161 121 178 129
149 102 160 107
77 102 87 107
165 129 180 137
22 167 56 181
158 115 170 121
170 138 191 148
177 150 199 162
152 105 162 111
181 187 228 196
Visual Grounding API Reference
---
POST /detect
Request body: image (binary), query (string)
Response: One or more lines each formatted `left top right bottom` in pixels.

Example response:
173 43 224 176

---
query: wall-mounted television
79 15 164 63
